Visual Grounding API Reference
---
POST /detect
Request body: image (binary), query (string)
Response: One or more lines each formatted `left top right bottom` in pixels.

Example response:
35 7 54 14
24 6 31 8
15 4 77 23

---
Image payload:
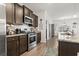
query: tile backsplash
14 24 31 31
7 24 31 32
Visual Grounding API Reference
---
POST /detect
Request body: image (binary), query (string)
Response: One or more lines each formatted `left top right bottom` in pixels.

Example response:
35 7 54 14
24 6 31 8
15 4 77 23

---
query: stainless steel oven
27 32 37 51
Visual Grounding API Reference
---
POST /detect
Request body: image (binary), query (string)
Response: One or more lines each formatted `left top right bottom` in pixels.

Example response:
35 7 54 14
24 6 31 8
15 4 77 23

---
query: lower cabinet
19 35 27 54
37 32 41 44
7 35 27 56
7 36 19 56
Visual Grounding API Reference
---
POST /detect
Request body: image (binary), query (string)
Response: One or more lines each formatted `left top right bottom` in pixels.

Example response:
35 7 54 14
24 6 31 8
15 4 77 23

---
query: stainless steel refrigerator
0 4 6 56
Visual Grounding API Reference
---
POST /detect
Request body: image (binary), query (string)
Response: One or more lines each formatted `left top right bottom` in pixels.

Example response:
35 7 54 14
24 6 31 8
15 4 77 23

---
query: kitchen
1 3 79 56
6 3 41 56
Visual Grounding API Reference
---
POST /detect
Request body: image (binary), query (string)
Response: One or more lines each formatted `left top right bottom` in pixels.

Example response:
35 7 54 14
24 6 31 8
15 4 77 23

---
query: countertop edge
6 33 26 37
58 39 79 44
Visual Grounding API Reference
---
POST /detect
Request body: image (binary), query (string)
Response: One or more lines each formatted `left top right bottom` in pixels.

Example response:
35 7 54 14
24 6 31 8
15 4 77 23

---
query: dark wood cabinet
7 35 28 56
19 35 27 54
35 15 38 27
37 32 41 44
29 10 33 18
23 5 38 27
7 36 19 56
6 3 23 25
6 33 41 56
6 3 38 27
23 5 33 17
58 41 79 56
14 3 23 24
6 3 14 24
31 14 38 27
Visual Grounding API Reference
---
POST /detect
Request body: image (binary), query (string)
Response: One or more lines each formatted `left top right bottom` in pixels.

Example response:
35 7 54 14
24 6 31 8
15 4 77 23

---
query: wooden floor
21 42 47 56
47 37 58 49
21 37 58 56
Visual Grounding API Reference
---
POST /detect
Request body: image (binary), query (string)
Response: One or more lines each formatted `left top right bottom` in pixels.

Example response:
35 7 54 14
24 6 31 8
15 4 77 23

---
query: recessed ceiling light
58 14 78 20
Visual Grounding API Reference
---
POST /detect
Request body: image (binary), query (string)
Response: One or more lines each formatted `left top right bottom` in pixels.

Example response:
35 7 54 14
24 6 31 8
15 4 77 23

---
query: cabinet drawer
19 35 26 39
7 37 18 41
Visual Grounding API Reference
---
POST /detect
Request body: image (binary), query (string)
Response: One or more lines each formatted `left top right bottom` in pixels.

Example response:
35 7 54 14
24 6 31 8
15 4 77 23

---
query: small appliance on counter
15 28 21 34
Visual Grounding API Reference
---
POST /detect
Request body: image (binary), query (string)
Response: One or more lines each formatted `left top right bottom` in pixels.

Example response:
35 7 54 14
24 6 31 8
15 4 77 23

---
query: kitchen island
58 36 79 56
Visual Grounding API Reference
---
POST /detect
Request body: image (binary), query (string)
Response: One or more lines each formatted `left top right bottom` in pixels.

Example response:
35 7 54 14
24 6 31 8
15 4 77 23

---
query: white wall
0 4 6 35
45 12 54 40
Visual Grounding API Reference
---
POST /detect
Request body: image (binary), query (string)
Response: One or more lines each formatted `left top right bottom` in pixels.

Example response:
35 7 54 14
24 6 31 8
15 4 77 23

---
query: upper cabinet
6 3 23 25
29 10 33 18
6 3 38 26
6 3 14 24
35 14 38 27
14 3 23 25
31 14 38 27
23 5 33 17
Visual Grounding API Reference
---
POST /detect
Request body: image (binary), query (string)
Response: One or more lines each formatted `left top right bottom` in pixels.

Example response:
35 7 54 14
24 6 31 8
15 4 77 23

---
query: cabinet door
6 3 14 24
19 35 27 54
35 15 38 27
31 14 38 27
14 3 23 24
29 10 33 17
37 32 41 44
23 5 30 17
7 37 19 56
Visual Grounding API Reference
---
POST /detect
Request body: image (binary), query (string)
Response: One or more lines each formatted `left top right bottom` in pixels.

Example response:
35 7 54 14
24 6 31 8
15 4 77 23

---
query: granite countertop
6 33 26 37
36 31 41 33
58 36 79 43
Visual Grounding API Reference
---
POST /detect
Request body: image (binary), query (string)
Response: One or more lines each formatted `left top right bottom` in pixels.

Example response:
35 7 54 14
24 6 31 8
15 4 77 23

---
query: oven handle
28 35 37 37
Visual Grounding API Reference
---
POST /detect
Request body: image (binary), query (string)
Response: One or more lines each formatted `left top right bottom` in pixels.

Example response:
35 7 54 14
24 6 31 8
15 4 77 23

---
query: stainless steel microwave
24 16 33 26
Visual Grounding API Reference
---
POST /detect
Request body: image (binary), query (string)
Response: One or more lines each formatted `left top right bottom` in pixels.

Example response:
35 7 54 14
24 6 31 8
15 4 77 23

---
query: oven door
29 36 36 43
28 35 37 50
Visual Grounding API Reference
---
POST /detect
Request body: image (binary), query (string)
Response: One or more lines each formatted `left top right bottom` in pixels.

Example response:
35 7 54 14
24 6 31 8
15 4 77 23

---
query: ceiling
23 3 79 19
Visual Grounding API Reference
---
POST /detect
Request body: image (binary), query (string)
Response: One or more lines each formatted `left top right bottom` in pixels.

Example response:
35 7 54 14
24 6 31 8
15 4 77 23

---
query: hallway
45 36 58 56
